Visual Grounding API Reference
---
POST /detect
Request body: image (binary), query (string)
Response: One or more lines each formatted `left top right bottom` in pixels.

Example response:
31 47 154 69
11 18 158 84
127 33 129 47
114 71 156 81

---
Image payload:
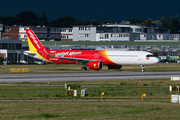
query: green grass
0 101 180 119
0 79 179 119
22 41 180 46
0 63 180 119
0 63 180 74
0 79 178 99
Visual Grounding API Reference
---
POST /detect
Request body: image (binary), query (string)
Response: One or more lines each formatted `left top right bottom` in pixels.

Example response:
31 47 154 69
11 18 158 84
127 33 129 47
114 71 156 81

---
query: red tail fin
26 29 45 53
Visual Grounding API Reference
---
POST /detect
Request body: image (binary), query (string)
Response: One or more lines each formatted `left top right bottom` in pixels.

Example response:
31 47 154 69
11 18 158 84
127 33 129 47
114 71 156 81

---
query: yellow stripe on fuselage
101 50 116 64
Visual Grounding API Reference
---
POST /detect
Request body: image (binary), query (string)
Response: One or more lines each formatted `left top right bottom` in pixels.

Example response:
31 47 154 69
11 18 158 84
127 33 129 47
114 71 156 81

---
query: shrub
40 113 59 118
143 83 148 86
153 51 158 57
120 82 127 85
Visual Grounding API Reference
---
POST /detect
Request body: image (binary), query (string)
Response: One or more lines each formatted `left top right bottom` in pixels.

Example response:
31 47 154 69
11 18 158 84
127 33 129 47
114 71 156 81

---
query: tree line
127 15 180 33
0 11 113 28
0 11 180 33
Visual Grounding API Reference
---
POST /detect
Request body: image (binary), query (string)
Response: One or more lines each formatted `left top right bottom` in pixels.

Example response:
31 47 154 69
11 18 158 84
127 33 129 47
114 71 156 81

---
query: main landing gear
81 67 87 71
81 63 88 71
141 65 145 72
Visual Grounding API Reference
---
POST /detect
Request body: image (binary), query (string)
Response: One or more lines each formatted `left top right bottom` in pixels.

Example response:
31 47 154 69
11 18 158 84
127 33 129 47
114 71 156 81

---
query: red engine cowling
88 61 103 70
107 65 122 69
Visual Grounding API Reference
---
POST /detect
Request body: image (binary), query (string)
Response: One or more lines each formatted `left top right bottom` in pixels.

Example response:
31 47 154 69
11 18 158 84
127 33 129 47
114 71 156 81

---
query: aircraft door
138 52 142 60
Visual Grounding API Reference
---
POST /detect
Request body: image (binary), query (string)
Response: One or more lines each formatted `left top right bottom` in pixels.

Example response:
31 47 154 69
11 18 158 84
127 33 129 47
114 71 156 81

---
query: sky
1 0 180 23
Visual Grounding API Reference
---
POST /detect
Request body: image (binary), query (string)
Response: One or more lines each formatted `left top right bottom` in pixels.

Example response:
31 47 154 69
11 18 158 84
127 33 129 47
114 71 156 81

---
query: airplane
24 29 159 72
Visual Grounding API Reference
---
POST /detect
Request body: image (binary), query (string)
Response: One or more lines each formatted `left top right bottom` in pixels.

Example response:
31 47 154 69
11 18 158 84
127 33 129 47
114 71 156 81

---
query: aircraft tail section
26 29 45 53
26 29 49 61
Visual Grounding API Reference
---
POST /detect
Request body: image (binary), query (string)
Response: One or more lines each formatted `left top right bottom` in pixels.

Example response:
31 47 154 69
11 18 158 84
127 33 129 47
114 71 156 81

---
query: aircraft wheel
81 67 87 71
141 65 145 72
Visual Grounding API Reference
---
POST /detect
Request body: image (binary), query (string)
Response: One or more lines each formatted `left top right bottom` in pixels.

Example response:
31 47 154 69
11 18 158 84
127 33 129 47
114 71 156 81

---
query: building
139 27 171 40
30 27 61 41
0 39 45 63
72 24 146 41
1 24 180 42
2 26 19 40
20 27 73 41
72 24 179 42
19 26 62 41
96 25 139 41
73 25 96 41
1 26 71 41
19 26 29 41
0 40 22 62
60 28 73 41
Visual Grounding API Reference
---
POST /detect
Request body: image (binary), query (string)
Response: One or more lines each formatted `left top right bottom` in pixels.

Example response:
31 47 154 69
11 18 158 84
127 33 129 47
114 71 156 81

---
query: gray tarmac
0 71 179 82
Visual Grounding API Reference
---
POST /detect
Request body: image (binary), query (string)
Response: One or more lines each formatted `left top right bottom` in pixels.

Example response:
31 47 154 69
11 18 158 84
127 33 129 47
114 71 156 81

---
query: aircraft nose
155 57 159 63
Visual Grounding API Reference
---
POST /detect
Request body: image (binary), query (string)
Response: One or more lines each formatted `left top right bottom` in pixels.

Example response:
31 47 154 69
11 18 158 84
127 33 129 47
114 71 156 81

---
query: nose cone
153 57 159 64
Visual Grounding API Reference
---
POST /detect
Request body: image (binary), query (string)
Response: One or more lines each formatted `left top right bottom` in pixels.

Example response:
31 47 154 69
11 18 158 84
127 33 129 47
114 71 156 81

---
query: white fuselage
107 51 158 65
24 50 159 65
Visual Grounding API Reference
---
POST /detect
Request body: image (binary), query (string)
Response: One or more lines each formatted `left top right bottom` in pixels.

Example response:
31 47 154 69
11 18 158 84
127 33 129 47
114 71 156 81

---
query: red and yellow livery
25 29 158 71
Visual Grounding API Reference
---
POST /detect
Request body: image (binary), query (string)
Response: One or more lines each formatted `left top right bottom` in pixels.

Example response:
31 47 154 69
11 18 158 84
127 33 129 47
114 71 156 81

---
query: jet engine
88 61 103 70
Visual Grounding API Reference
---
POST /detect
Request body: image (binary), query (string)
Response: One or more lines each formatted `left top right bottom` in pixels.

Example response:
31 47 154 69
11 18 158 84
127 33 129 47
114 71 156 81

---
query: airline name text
28 30 41 49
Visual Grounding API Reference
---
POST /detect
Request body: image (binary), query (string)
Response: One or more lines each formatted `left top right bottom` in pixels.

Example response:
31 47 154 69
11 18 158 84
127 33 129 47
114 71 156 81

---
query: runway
0 71 179 82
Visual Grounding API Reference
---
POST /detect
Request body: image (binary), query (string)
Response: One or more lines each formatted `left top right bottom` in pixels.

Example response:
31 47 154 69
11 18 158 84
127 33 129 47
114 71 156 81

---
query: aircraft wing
47 55 93 64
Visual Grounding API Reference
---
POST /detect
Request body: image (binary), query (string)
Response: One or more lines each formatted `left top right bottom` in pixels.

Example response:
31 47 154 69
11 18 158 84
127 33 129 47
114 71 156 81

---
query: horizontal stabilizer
23 51 37 57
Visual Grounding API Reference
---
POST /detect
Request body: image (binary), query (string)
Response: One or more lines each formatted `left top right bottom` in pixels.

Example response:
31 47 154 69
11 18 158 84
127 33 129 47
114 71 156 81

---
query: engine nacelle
88 61 103 70
107 65 122 69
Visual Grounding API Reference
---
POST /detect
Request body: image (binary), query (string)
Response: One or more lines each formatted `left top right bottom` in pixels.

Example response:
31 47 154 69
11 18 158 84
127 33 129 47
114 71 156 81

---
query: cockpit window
146 55 154 57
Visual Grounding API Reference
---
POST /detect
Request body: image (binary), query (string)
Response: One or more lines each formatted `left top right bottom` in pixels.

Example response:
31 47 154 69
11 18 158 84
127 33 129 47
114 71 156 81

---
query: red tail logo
26 29 44 50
